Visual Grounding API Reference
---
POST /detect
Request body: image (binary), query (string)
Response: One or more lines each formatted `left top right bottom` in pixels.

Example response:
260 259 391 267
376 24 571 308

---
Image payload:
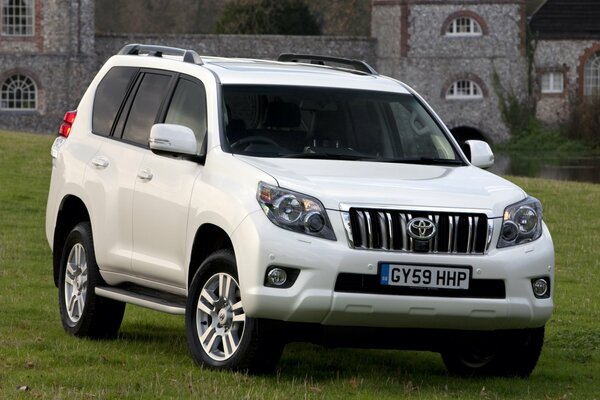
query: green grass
0 130 598 399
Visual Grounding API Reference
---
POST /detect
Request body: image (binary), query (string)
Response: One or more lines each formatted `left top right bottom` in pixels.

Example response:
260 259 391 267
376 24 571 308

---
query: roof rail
118 43 203 65
277 53 377 75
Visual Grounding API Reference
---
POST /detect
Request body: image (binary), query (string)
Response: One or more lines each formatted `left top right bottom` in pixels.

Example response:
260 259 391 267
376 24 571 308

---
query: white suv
46 44 554 376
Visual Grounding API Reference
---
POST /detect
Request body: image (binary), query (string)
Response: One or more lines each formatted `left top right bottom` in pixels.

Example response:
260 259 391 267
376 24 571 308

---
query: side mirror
466 140 494 169
149 123 198 156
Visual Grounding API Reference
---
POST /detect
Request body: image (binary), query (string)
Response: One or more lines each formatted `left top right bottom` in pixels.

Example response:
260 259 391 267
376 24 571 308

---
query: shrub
215 0 320 35
562 96 600 149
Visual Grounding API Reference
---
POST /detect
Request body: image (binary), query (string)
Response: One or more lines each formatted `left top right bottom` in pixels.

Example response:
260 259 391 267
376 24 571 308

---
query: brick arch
576 42 600 97
441 73 489 99
441 10 489 36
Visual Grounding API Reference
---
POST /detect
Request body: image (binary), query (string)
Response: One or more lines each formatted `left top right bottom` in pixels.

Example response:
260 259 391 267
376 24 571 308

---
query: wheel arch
188 223 234 288
53 195 91 287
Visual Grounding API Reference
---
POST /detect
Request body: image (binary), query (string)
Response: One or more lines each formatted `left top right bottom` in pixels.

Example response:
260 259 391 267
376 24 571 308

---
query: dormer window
446 17 482 37
446 80 483 100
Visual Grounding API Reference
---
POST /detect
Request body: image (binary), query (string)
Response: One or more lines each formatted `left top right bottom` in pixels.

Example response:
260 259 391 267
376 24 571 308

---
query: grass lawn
0 130 598 399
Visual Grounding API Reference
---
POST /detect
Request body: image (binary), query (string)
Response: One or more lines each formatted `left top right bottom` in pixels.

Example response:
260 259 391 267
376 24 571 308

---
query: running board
95 286 186 315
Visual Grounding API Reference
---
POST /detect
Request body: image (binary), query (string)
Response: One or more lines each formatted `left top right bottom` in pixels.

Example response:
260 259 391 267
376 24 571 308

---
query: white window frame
446 80 483 100
1 74 37 111
584 53 600 96
541 72 564 94
446 17 482 37
1 0 34 37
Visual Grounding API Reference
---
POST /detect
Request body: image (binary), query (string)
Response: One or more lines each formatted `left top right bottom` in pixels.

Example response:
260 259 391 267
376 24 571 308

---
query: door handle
91 156 109 169
137 169 153 182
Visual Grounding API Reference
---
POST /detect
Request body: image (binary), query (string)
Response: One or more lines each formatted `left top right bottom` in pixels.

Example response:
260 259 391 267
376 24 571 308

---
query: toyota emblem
407 217 437 240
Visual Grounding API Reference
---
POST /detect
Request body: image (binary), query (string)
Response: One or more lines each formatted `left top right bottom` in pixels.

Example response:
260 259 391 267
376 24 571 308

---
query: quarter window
1 0 34 36
92 67 138 136
446 17 482 37
446 80 483 100
541 72 564 94
584 52 600 96
1 74 36 110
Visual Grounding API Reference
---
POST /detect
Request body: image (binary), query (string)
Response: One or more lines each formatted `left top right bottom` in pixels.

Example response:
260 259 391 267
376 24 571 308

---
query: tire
185 249 283 373
441 327 545 377
58 221 125 339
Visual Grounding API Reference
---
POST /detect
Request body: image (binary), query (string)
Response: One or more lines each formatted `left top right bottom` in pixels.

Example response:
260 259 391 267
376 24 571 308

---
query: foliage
492 71 537 138
561 96 600 149
1 130 599 399
215 0 320 35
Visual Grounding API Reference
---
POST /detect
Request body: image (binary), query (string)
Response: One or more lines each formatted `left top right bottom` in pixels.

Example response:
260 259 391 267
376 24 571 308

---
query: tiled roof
529 0 600 39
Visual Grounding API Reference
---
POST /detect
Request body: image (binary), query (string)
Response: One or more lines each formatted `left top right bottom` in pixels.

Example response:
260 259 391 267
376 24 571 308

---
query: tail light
59 110 77 137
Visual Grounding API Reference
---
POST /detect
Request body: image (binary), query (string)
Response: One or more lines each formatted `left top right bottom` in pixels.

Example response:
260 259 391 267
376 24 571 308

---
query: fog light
532 278 549 298
267 268 287 286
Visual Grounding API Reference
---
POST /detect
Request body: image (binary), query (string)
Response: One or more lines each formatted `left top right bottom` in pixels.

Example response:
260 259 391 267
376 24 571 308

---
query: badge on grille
407 217 437 240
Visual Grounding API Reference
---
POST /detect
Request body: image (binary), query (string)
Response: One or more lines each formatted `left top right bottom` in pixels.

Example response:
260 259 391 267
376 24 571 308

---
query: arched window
1 0 34 36
584 52 600 96
1 74 37 110
446 80 483 100
446 17 482 37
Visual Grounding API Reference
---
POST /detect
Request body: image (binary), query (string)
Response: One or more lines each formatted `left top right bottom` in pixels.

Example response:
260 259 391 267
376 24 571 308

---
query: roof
529 0 600 39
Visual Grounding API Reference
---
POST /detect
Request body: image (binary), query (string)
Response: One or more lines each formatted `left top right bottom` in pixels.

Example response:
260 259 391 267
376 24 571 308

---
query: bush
215 0 320 35
562 96 600 149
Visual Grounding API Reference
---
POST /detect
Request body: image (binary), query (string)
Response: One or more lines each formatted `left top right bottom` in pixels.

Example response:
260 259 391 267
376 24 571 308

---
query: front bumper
232 210 554 331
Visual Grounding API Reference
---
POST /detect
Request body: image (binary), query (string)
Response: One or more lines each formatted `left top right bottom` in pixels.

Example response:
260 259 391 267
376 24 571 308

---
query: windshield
222 85 461 164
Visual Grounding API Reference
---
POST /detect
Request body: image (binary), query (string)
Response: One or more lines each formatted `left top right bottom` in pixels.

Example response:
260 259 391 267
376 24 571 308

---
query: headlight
256 182 336 241
497 196 543 248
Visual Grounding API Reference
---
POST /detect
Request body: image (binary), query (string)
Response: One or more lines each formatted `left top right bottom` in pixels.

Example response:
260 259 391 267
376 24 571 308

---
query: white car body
46 46 554 374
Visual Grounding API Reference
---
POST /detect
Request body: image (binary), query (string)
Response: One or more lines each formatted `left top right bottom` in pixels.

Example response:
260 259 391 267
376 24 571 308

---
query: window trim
0 0 35 37
441 11 488 37
540 71 564 94
584 52 600 97
0 73 37 111
445 80 484 100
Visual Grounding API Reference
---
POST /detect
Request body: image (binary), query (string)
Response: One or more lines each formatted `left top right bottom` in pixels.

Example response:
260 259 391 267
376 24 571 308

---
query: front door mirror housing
465 140 494 169
149 123 198 156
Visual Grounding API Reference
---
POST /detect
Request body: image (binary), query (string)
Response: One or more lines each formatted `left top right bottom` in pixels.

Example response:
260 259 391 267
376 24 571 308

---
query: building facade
1 0 597 143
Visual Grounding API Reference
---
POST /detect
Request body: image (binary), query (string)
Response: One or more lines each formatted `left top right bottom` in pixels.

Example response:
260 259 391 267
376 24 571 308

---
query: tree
215 0 320 35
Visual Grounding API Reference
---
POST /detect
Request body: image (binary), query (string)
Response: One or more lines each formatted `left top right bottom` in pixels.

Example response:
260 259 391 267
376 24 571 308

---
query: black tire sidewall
57 222 103 334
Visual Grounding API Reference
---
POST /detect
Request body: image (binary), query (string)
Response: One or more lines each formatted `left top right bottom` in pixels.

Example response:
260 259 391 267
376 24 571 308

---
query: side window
164 78 207 149
121 72 171 146
92 67 137 136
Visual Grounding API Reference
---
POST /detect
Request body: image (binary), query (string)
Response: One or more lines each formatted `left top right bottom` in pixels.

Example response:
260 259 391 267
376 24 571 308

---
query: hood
236 156 525 217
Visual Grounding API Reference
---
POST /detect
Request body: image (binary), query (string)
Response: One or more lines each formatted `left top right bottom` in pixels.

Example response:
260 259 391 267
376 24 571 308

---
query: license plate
380 263 470 290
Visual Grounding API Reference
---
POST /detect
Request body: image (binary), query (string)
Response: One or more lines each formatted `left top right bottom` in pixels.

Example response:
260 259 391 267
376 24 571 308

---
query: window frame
445 80 484 100
0 73 37 111
541 71 564 94
1 0 35 37
584 52 600 97
446 16 482 37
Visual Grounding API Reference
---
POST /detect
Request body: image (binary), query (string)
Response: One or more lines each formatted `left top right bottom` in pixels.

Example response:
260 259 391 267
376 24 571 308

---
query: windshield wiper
281 152 371 160
378 157 464 166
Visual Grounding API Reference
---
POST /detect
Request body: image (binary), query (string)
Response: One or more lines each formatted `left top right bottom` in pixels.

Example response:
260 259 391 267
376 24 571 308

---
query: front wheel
441 327 545 377
58 222 125 339
185 249 283 373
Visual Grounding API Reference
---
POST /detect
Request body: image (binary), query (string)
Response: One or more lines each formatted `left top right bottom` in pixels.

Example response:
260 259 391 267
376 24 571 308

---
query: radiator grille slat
348 208 489 255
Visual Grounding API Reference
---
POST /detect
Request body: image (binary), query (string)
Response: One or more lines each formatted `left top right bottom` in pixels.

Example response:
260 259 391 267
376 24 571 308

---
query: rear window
92 67 137 136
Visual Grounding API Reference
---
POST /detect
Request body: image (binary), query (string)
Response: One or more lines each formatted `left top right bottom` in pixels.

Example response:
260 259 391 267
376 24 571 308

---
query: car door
131 75 208 287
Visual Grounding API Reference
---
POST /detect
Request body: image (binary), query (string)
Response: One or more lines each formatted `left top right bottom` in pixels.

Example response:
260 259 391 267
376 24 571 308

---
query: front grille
344 208 492 254
335 273 506 299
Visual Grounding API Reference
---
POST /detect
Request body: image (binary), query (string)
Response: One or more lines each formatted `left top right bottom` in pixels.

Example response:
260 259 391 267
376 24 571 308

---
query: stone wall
534 39 600 124
95 34 376 68
371 0 527 143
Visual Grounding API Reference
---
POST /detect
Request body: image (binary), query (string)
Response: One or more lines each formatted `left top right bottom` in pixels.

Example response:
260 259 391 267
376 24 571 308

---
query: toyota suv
46 44 554 376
